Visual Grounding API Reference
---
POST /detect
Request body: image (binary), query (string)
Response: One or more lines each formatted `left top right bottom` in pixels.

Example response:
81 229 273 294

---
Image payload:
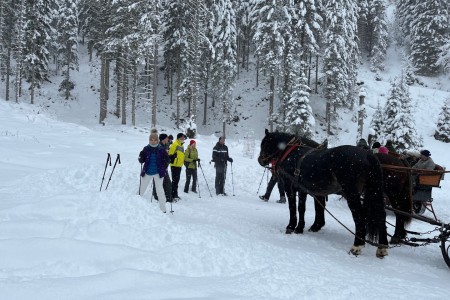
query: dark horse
258 130 389 258
293 141 413 244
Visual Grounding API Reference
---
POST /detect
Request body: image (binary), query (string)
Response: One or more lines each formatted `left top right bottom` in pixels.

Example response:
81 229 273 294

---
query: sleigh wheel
441 233 450 269
413 201 426 215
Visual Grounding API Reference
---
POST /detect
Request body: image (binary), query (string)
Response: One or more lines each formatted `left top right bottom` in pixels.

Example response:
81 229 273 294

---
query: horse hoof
294 227 304 234
390 236 403 245
308 223 325 232
376 246 388 258
285 227 294 234
349 245 364 256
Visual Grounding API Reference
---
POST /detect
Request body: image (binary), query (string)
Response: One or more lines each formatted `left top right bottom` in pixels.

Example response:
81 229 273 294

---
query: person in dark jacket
259 160 286 203
138 129 170 213
212 136 233 195
152 133 172 202
385 140 396 153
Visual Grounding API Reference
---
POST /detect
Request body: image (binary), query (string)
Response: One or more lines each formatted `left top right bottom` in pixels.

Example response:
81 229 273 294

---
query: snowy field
1 97 450 299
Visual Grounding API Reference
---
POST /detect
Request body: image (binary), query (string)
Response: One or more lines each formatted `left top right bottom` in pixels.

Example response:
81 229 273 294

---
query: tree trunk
357 94 365 139
115 51 121 118
131 60 137 127
5 47 11 101
121 52 127 125
152 42 158 127
99 54 107 124
269 75 274 132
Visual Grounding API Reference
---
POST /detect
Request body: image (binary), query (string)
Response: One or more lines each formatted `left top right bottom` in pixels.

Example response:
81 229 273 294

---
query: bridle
259 136 301 166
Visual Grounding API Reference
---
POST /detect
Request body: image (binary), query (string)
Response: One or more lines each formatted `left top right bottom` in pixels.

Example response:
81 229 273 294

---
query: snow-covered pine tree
410 0 448 75
434 100 450 143
438 41 450 73
57 0 79 100
211 0 237 137
383 75 422 152
369 101 384 139
395 0 418 47
322 0 359 133
22 0 53 104
369 0 388 73
285 69 314 138
252 0 288 131
0 0 16 101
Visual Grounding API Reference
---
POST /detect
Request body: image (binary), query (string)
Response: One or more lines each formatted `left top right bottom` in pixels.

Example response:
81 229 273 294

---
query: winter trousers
139 174 167 213
152 173 172 202
171 166 182 198
264 175 285 200
184 168 198 193
215 165 227 194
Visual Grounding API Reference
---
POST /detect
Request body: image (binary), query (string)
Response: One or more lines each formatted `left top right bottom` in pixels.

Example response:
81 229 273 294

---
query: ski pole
256 167 267 195
197 163 201 198
105 154 121 190
230 162 235 196
139 163 143 195
198 161 213 197
100 153 112 191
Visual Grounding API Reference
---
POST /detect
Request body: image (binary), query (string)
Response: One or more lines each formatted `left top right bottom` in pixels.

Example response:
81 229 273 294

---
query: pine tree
57 0 79 100
382 75 422 152
211 0 237 137
369 101 384 139
434 100 450 143
369 0 388 73
253 0 288 131
322 0 359 133
284 69 314 138
0 0 16 101
395 0 418 46
410 0 448 75
22 0 53 104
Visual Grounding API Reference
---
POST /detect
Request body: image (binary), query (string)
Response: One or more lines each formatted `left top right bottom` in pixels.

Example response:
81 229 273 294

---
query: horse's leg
309 196 326 232
345 194 367 256
295 191 306 234
391 180 413 244
285 188 297 234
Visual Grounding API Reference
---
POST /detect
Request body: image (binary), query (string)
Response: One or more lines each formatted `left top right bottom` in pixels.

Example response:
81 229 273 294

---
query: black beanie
159 133 168 141
420 150 431 157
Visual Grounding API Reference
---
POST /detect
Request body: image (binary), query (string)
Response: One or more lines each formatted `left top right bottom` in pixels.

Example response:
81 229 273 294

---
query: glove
229 158 233 163
196 158 201 162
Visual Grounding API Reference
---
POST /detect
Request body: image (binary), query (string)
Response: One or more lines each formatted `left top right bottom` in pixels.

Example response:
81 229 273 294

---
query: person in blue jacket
138 129 170 213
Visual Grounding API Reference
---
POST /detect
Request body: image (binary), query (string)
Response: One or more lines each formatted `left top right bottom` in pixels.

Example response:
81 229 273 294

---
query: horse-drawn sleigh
258 129 450 268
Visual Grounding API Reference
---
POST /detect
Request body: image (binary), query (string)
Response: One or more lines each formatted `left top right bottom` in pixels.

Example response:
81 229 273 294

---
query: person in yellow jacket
169 133 186 201
184 140 199 193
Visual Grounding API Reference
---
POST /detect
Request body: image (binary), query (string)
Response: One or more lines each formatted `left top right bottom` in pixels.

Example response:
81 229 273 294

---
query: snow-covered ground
2 5 450 297
1 91 450 299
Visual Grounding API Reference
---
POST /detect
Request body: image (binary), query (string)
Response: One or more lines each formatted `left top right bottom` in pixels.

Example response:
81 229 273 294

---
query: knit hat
159 133 168 141
420 150 431 157
189 140 196 145
149 128 158 142
177 132 185 139
372 141 381 149
378 146 389 154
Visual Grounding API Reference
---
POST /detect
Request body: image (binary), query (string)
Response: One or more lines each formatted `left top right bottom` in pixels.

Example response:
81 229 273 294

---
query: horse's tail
364 153 387 244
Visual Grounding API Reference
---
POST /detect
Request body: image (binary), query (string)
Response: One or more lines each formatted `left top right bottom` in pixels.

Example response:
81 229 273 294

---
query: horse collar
278 143 300 165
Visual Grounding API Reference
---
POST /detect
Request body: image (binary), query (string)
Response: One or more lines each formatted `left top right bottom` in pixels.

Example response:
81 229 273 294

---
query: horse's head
258 129 293 166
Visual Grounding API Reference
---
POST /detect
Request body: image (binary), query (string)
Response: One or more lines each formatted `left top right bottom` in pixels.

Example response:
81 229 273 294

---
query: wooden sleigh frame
381 164 446 221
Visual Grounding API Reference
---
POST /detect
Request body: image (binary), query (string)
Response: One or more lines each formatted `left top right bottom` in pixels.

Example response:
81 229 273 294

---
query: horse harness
274 137 317 179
